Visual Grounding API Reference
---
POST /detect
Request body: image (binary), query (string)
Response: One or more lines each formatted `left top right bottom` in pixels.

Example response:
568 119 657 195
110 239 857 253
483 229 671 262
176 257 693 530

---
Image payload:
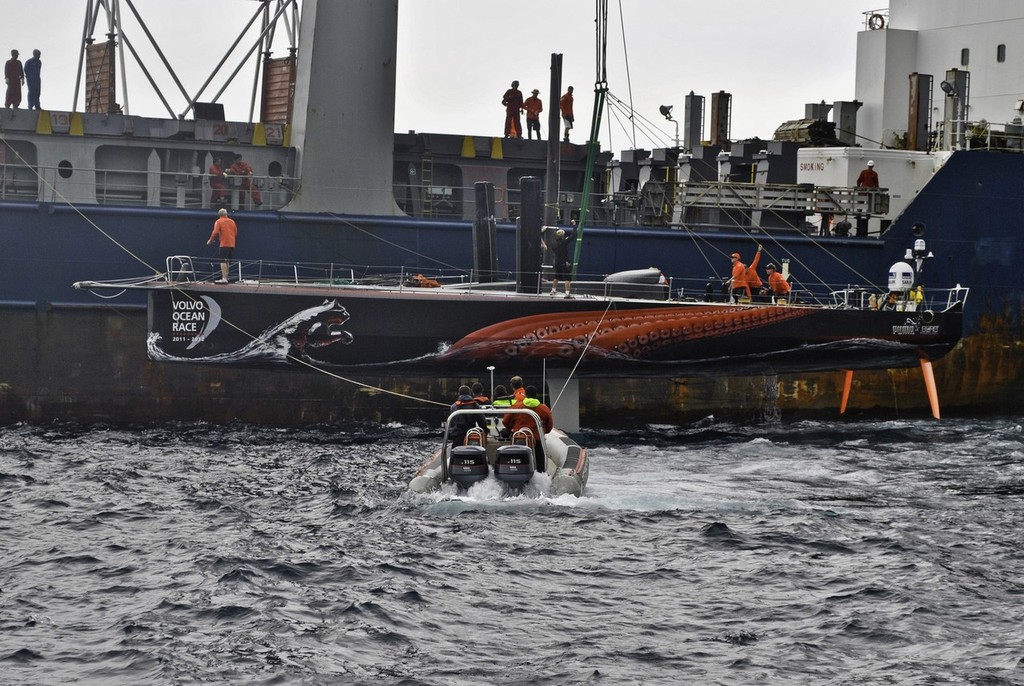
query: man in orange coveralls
229 153 261 206
209 157 227 205
207 208 238 283
502 80 524 138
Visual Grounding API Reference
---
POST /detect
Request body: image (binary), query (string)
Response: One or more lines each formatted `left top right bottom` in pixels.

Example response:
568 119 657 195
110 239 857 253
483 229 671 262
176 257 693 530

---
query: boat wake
409 470 586 512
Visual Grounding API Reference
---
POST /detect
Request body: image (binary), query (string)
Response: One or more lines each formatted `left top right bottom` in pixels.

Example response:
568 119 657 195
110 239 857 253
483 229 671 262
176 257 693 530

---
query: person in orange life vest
765 263 791 297
729 252 750 299
229 153 262 206
502 80 524 138
502 385 553 448
471 382 490 406
209 157 228 205
744 244 766 300
207 208 238 283
523 89 543 139
448 385 484 447
857 160 879 188
509 375 526 402
560 86 574 142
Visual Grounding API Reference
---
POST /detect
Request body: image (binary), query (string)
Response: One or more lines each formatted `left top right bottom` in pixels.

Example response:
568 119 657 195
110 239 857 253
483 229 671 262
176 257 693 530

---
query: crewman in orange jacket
509 375 526 402
207 208 238 283
502 385 553 449
523 89 543 139
729 252 750 299
745 245 764 300
766 263 791 298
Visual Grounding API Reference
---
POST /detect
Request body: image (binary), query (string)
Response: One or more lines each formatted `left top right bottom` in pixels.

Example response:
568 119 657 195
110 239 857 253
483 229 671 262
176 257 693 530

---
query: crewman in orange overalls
229 153 261 207
209 157 227 205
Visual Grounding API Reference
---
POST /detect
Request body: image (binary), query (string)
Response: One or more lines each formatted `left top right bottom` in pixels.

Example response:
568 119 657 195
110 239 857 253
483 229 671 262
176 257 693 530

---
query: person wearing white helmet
857 159 879 188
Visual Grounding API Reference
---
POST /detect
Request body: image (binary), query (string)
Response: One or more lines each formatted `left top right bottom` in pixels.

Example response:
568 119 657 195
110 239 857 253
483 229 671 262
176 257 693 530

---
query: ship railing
946 285 969 309
158 257 969 313
0 161 297 211
166 256 198 283
390 179 890 233
165 257 485 288
830 285 969 313
673 181 889 222
932 118 1024 153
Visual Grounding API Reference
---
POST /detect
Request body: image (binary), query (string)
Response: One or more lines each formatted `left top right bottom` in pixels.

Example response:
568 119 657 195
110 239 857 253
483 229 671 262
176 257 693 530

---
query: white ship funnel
287 0 402 215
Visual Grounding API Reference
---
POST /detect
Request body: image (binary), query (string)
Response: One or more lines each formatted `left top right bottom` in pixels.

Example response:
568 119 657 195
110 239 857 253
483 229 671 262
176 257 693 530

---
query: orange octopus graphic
438 305 814 363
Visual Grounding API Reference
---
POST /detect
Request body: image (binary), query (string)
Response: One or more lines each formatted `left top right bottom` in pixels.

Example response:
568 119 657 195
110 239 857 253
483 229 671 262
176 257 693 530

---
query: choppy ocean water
2 417 1023 685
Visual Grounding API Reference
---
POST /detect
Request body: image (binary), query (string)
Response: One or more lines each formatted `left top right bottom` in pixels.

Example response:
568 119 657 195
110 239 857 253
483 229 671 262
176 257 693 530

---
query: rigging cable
616 0 637 147
550 298 615 412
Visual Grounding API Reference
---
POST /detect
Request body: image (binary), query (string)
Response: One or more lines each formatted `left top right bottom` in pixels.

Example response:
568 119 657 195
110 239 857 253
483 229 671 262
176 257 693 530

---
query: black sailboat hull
145 284 963 378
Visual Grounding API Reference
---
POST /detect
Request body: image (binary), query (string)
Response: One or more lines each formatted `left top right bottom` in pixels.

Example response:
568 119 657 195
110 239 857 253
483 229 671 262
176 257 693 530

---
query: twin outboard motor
494 429 538 487
449 444 489 490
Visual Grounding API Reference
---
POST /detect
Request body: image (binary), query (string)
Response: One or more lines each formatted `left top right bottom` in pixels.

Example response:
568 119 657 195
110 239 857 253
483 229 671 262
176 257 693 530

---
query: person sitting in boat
728 252 751 301
502 384 553 442
765 263 791 300
449 384 486 447
491 385 514 408
509 375 526 403
471 382 489 406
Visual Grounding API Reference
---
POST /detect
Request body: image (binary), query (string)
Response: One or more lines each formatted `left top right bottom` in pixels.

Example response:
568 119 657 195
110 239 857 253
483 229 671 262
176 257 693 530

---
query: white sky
3 1 878 148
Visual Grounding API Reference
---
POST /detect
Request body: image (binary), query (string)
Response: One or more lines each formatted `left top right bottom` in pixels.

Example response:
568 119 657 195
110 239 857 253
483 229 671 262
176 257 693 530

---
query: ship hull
0 303 1006 426
1 151 1022 424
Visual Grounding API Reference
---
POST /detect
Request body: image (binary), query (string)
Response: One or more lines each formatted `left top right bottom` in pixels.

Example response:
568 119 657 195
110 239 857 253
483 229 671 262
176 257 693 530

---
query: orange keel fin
840 369 854 414
920 358 941 419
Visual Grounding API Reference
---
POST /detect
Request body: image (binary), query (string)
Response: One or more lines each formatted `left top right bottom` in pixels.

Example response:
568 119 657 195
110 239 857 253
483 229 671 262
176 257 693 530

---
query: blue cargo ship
0 1 1020 424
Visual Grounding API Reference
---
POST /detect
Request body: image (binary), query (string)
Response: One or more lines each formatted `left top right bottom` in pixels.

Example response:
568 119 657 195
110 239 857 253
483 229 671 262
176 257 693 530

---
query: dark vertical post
545 53 563 226
517 176 544 293
472 181 498 283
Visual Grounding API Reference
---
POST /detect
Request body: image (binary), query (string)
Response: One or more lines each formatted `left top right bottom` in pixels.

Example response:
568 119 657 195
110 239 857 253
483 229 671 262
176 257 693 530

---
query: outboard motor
494 430 537 488
448 428 489 490
449 445 489 489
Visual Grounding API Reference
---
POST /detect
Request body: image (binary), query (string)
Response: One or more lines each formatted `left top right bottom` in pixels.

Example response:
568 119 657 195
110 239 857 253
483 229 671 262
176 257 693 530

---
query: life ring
868 13 885 30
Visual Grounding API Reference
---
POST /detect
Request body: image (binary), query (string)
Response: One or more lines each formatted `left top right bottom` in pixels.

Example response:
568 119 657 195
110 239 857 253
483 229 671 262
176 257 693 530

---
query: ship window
960 48 970 66
268 161 282 177
997 44 1006 63
58 160 73 179
911 222 925 237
